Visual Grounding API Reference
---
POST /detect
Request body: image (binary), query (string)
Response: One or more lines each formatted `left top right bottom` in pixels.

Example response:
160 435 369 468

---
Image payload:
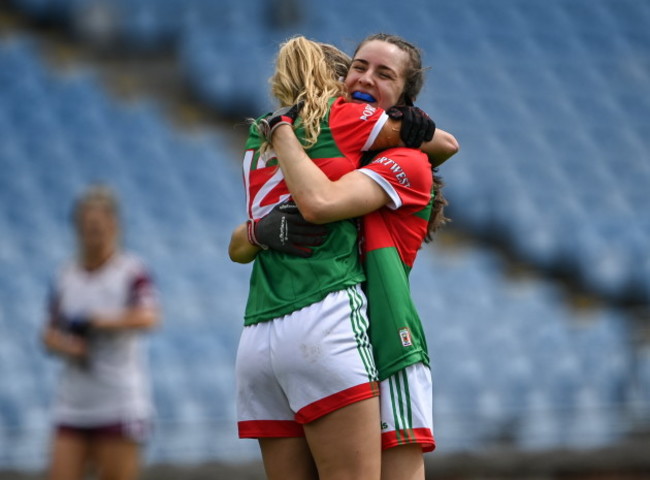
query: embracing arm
371 118 459 167
420 128 460 168
229 222 260 264
422 128 459 167
272 125 390 224
228 202 327 262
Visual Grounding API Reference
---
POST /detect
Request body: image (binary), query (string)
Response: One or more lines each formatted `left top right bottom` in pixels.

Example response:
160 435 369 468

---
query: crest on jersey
399 327 412 347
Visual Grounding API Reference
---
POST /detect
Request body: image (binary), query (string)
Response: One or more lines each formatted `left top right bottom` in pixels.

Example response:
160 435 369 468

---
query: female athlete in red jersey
232 34 459 480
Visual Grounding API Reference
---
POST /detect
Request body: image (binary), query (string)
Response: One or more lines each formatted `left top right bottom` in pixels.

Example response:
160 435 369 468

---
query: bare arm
90 306 159 332
370 118 459 167
41 307 157 362
422 128 459 167
272 125 391 224
227 107 459 253
42 326 88 359
229 222 260 264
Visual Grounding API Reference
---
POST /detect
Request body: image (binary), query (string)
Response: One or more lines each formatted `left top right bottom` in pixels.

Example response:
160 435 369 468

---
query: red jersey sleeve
358 148 433 212
329 97 389 158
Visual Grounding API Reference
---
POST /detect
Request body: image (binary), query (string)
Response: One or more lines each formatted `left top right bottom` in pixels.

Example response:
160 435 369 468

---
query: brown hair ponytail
425 171 450 242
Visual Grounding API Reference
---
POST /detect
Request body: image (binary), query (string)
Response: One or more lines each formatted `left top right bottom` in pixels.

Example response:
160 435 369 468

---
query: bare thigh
304 397 381 480
258 437 318 480
381 444 425 480
92 436 141 480
48 431 90 480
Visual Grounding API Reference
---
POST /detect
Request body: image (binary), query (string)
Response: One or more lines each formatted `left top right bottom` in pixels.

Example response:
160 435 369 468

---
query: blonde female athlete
232 34 459 480
42 185 159 480
230 36 456 480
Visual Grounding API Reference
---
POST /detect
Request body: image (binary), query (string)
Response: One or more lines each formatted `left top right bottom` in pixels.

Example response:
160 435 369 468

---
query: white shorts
380 362 435 452
236 285 379 438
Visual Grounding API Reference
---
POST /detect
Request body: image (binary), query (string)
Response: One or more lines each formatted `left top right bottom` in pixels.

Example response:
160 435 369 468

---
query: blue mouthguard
351 91 377 103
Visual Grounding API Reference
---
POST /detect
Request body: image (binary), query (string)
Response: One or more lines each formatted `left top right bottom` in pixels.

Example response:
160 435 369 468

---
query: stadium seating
0 35 251 467
175 0 650 303
411 247 636 451
1 0 649 470
8 0 649 302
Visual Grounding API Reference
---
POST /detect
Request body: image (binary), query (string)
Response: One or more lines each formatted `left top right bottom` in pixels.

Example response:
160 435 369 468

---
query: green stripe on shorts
346 286 378 382
389 369 414 444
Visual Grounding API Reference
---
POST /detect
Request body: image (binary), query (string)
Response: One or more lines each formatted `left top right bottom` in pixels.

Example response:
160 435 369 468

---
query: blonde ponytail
258 36 349 152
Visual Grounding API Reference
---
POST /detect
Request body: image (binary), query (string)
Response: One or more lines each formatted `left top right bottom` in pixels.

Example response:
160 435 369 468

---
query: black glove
386 105 436 148
258 102 303 142
247 201 327 258
61 314 92 337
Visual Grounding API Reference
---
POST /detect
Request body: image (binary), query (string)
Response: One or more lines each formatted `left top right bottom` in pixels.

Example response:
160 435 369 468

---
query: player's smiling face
345 40 409 111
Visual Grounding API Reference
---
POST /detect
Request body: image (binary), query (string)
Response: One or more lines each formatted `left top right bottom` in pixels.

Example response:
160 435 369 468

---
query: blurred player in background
41 185 160 480
233 33 458 480
229 36 456 480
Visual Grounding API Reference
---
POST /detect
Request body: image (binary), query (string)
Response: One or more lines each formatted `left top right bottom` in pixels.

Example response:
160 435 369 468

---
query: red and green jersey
243 97 389 325
358 147 434 380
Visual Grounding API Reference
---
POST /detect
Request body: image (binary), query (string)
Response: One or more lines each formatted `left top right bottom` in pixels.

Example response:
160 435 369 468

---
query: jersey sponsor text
371 156 411 187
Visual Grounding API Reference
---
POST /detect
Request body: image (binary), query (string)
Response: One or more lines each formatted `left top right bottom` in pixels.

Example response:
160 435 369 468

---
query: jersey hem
377 351 430 381
244 278 364 325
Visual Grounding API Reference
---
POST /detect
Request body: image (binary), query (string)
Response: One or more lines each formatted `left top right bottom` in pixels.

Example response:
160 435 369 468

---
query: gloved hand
258 102 303 141
247 201 327 258
386 105 436 148
61 315 93 337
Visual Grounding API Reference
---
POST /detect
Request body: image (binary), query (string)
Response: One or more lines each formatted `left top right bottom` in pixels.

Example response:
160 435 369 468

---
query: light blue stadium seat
634 346 650 417
516 388 564 450
565 385 622 449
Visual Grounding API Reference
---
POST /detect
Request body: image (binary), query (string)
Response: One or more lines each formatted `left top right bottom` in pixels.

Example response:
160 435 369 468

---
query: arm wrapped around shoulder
386 105 436 148
258 102 304 142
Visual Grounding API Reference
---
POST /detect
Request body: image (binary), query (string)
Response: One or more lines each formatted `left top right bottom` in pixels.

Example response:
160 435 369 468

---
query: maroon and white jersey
47 251 157 426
